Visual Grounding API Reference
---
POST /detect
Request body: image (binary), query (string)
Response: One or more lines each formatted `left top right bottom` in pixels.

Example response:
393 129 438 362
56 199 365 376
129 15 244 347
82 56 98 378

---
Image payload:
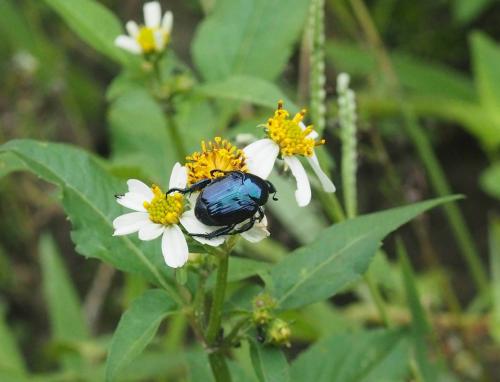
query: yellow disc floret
185 137 247 185
266 100 325 157
136 26 169 54
144 185 184 225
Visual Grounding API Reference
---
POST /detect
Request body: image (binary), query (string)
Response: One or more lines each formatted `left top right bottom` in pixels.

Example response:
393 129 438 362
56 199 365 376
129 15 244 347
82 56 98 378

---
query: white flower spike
243 101 335 207
115 1 173 55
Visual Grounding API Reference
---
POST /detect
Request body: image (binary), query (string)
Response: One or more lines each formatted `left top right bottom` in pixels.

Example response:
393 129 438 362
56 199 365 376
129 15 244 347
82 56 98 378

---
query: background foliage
1 0 500 381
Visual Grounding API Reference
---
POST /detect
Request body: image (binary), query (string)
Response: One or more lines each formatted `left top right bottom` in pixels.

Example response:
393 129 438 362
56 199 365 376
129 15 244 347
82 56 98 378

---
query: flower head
185 137 247 185
115 1 173 55
243 101 335 207
113 163 226 268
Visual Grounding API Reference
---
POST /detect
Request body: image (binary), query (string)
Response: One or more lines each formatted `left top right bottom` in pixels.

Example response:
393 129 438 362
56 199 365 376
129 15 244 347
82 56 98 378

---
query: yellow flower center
266 100 325 157
136 26 169 54
143 185 184 225
185 137 247 185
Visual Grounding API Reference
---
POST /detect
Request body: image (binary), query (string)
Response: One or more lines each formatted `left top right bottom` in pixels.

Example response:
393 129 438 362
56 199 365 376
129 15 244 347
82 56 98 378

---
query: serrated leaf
44 0 130 65
250 341 290 382
192 0 309 81
268 196 460 309
290 329 410 381
195 75 297 111
106 289 178 381
0 140 174 292
39 234 89 364
108 89 177 184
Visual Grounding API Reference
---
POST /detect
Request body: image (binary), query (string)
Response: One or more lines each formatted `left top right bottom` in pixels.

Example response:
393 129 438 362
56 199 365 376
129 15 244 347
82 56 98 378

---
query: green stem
206 252 231 381
206 253 229 344
208 352 231 382
364 269 390 327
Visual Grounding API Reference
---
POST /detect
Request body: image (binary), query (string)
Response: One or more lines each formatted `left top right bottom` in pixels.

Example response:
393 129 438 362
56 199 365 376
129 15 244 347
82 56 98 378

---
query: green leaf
39 234 89 343
290 329 410 381
192 0 309 81
106 289 178 382
326 41 475 102
108 89 177 184
481 163 500 200
0 153 26 179
453 0 494 24
397 239 437 381
490 218 500 343
43 0 129 65
0 306 26 376
0 140 173 291
268 196 460 309
471 33 500 139
195 75 298 111
250 341 290 382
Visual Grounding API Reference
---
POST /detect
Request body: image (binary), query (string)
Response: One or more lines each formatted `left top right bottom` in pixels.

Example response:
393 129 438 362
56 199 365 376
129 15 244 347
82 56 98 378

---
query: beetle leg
229 219 256 235
256 207 265 222
166 178 212 195
190 224 236 239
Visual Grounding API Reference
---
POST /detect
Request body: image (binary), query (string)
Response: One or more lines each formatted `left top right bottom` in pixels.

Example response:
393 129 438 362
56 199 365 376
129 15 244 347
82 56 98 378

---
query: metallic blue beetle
167 170 277 239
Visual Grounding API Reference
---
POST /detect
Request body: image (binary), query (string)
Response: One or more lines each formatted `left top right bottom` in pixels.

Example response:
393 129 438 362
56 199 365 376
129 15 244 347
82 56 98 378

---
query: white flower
243 101 335 207
113 163 270 267
115 1 173 55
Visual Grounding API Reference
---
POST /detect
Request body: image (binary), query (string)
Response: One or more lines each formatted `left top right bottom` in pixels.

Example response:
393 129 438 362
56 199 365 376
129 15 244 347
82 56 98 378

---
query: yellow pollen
136 26 169 53
185 137 248 185
143 185 184 225
265 100 325 157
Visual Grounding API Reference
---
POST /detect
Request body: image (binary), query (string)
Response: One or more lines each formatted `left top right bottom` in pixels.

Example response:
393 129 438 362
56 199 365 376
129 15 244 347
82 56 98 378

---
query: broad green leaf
326 41 475 102
268 172 328 245
207 257 271 289
397 240 437 381
106 289 178 382
0 140 173 291
268 196 460 309
44 0 129 65
0 306 26 376
250 341 290 382
39 234 89 343
481 164 500 200
0 153 26 179
108 89 177 184
490 218 500 343
192 0 309 81
471 32 500 144
290 329 410 381
195 75 298 111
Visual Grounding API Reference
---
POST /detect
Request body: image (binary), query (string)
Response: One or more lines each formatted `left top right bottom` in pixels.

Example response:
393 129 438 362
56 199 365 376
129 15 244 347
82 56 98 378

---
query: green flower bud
267 318 291 348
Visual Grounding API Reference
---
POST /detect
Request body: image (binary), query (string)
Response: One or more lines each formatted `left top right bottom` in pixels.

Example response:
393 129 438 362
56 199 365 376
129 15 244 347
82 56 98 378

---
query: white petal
138 222 164 241
162 11 173 34
143 1 161 28
243 139 279 179
284 156 311 207
153 29 165 51
115 35 141 54
125 21 139 38
241 216 269 243
169 163 188 190
180 210 225 247
116 192 147 212
127 179 153 199
162 225 189 268
299 121 319 139
113 212 149 235
307 153 336 192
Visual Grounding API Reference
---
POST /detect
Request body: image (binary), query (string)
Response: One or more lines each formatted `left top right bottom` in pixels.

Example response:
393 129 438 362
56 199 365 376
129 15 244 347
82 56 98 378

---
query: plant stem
347 0 489 297
206 252 231 381
364 267 390 327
